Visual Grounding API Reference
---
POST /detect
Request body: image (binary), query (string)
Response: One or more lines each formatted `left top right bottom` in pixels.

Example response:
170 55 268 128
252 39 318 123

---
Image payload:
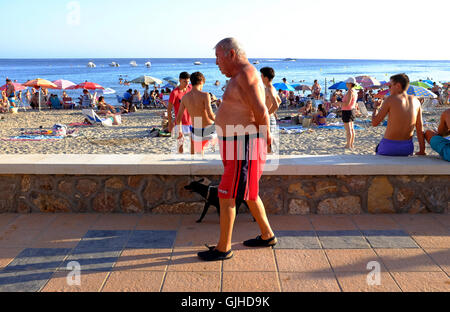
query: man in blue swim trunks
424 109 450 161
372 73 426 156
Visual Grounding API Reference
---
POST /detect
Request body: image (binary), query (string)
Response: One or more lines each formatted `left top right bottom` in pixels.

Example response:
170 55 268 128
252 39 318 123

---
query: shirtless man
176 72 216 156
197 38 276 262
5 79 16 107
260 67 281 153
372 73 426 156
424 109 450 161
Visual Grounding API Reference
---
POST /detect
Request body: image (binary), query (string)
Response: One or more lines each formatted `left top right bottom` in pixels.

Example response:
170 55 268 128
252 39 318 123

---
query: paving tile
222 272 280 292
125 230 176 249
309 215 357 231
362 230 418 248
174 226 219 248
0 214 18 231
336 272 401 292
168 248 221 272
0 269 55 292
223 248 276 272
391 272 450 292
75 230 130 250
317 230 370 249
102 271 165 292
47 214 99 231
391 215 447 231
0 227 42 248
163 272 221 292
423 248 450 275
275 250 332 273
3 248 71 272
136 215 181 230
7 214 56 231
375 248 442 272
31 229 85 249
92 214 140 230
274 231 321 249
325 249 386 273
279 272 341 292
0 248 23 269
269 216 313 231
432 214 450 229
114 248 171 271
60 247 122 272
409 230 450 249
351 215 401 230
41 271 109 292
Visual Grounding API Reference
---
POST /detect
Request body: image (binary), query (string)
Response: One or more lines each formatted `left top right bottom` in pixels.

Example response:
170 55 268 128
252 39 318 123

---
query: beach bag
302 118 312 128
52 124 67 136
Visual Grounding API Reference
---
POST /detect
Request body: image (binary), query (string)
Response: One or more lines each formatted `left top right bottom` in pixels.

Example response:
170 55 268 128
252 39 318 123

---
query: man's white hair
214 38 246 57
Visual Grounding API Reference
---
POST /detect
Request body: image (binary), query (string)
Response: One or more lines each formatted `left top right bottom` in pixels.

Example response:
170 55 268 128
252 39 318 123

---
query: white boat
145 61 151 68
194 61 202 65
110 62 120 67
87 62 96 68
253 61 260 65
130 61 138 67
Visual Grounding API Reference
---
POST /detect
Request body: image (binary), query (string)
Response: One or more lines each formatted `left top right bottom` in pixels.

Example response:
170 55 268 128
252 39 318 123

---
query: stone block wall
0 174 448 214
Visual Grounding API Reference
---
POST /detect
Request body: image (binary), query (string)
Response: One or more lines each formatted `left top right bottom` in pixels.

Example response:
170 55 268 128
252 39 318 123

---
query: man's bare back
215 64 267 137
180 89 215 128
375 94 422 141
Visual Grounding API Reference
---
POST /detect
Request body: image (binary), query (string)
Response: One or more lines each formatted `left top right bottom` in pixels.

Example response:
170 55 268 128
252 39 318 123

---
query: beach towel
2 135 66 141
279 126 307 134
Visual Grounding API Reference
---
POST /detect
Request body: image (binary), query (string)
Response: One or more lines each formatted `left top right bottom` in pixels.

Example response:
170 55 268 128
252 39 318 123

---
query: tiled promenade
0 213 449 292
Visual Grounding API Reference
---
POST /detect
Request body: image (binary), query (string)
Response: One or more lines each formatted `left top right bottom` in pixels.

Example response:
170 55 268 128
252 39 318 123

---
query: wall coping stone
0 154 448 176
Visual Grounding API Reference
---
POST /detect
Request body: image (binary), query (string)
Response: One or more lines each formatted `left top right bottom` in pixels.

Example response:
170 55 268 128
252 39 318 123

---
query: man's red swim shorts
218 134 267 201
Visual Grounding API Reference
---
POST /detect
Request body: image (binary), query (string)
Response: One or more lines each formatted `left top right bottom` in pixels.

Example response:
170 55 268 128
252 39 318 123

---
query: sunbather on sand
97 96 117 115
299 100 313 116
313 104 328 126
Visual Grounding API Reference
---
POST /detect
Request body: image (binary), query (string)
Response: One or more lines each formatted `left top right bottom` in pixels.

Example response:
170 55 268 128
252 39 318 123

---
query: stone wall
0 174 448 214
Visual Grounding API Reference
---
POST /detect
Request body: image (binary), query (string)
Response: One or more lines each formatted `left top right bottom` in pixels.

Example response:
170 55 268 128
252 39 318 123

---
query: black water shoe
198 245 233 261
243 235 277 247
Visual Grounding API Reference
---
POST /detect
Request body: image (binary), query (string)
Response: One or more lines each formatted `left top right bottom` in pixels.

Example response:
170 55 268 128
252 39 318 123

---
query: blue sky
1 0 449 60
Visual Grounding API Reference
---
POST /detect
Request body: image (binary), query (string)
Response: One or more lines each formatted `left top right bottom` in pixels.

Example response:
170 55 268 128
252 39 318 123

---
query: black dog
184 179 253 223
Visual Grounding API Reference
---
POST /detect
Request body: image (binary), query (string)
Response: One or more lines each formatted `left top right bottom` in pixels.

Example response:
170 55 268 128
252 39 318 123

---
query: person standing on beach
340 77 358 149
5 79 16 107
312 80 321 99
372 73 426 156
168 72 192 153
260 67 281 153
176 72 216 156
197 38 276 261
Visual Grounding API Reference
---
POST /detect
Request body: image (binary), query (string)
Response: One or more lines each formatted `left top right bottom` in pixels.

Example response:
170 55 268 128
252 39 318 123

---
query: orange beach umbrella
23 78 58 111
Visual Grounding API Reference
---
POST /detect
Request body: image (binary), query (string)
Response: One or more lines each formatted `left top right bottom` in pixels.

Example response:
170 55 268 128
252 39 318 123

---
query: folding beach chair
82 109 120 127
357 101 370 118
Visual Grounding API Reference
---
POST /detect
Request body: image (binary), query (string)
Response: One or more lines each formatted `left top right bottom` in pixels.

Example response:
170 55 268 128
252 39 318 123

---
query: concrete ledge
0 154 448 176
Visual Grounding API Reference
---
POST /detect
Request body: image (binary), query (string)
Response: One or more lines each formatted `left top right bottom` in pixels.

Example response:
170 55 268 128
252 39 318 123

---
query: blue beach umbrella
387 85 437 98
329 81 348 90
422 79 434 85
273 83 295 92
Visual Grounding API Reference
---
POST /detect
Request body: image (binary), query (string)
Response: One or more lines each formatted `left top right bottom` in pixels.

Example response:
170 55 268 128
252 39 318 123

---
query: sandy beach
0 107 444 157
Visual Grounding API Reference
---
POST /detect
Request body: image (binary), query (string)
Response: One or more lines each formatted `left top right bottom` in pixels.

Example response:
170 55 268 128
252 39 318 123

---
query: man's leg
246 196 275 240
216 198 236 252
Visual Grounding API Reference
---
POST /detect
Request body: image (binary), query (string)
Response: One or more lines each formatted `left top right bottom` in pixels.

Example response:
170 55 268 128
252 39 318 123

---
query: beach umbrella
329 81 363 90
356 76 381 89
273 83 295 92
411 81 433 89
422 79 434 85
69 81 104 90
163 77 179 87
131 76 163 86
374 89 389 99
52 79 76 90
386 85 438 98
0 82 27 92
23 78 58 111
291 84 311 91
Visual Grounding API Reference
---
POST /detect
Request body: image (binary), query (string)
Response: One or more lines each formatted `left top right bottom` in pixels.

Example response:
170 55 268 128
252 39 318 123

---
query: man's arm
167 92 175 133
372 97 390 127
205 94 215 122
175 99 186 139
437 110 450 136
415 105 426 155
266 86 281 115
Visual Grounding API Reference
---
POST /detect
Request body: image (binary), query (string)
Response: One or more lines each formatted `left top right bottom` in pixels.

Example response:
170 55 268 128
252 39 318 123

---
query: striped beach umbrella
356 76 381 89
52 79 76 90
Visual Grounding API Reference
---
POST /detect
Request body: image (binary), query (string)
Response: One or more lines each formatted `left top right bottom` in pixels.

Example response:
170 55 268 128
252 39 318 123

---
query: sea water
1 58 449 105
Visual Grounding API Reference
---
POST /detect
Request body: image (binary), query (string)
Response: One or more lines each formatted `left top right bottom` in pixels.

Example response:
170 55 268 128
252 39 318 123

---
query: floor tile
163 272 221 292
362 230 418 248
0 228 42 248
375 249 442 272
391 272 450 292
114 248 171 271
274 231 321 249
279 272 340 292
174 226 219 248
0 214 18 231
7 214 56 231
317 230 370 249
92 214 140 230
223 248 276 272
222 272 280 292
168 248 221 272
325 249 385 273
41 271 109 292
125 230 176 249
76 230 130 250
31 229 85 249
3 248 70 272
0 269 55 292
423 248 450 275
409 231 450 249
270 216 313 231
0 248 23 270
102 271 165 292
309 215 357 231
351 215 401 230
336 272 401 292
275 249 332 273
136 215 181 230
60 248 122 272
